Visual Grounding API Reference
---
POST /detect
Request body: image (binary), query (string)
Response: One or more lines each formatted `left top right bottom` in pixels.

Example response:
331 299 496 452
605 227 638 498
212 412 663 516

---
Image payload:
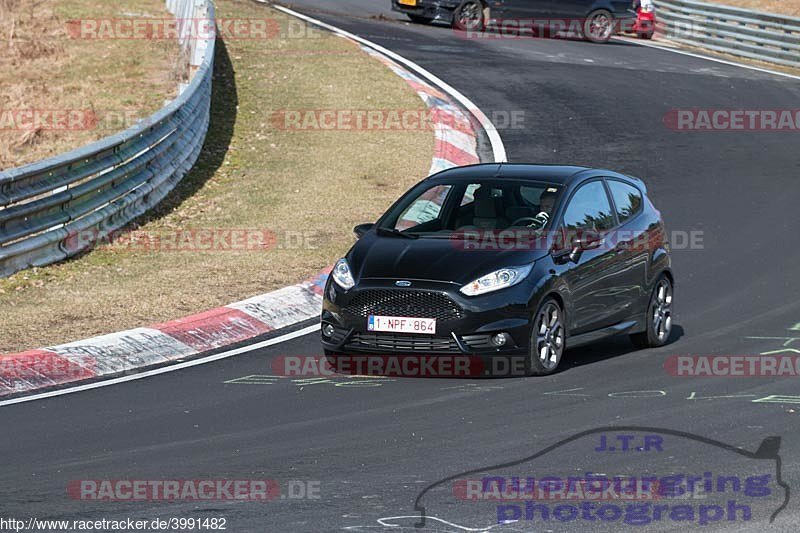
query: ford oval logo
395 280 412 287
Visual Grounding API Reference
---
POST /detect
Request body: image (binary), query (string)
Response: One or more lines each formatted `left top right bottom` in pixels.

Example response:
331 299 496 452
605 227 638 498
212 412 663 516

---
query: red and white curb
359 46 479 173
0 6 506 400
0 269 330 397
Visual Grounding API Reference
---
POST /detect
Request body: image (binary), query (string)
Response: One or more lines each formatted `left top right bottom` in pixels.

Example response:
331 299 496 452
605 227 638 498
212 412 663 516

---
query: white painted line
268 3 508 163
613 36 800 81
0 324 320 408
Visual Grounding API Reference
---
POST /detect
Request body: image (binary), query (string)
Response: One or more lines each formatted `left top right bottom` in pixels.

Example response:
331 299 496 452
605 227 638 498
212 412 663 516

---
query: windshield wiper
375 227 419 239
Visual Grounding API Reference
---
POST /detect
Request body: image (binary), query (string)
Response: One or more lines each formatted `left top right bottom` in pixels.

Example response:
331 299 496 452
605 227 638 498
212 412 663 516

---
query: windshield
380 179 562 236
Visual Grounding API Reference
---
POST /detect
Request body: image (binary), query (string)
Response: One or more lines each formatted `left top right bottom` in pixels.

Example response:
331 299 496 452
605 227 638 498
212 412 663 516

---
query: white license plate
368 315 436 335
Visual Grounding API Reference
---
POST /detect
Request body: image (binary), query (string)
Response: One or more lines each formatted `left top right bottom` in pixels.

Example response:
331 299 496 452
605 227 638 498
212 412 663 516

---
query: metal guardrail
656 0 800 68
0 0 215 277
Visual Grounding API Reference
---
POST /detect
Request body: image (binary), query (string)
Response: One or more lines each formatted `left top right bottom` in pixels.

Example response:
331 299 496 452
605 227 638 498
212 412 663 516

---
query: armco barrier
656 0 800 68
0 0 215 277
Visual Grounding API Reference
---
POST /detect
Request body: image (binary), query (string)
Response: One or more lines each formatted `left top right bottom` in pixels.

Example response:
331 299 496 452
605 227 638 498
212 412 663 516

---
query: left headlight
460 264 533 297
332 258 355 290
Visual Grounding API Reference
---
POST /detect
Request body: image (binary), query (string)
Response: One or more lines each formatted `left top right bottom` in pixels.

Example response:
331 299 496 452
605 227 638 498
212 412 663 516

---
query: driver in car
530 190 557 229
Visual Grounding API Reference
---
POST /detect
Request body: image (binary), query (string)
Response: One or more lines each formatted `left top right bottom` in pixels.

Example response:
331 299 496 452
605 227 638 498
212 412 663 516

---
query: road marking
544 387 590 397
376 515 501 531
267 3 507 163
613 36 800 82
0 324 320 408
752 395 800 405
607 390 666 398
687 392 756 400
746 336 799 347
224 375 283 385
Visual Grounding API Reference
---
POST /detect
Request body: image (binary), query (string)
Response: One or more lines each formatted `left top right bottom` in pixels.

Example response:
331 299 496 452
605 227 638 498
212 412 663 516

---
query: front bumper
390 0 459 23
320 277 534 356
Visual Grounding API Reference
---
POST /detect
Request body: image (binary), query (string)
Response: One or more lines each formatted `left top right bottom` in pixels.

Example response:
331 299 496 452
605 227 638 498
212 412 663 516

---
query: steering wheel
510 216 546 228
510 217 538 226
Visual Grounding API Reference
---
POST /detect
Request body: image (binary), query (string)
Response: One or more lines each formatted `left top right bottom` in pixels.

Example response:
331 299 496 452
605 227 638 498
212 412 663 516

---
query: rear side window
561 181 615 231
607 180 642 224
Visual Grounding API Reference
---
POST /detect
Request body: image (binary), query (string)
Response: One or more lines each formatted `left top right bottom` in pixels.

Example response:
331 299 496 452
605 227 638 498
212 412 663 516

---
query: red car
632 0 655 39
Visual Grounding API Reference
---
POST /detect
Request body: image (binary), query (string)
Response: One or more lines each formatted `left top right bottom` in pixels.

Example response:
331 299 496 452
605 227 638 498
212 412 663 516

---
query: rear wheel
526 298 566 376
453 0 484 31
584 9 614 43
630 275 673 348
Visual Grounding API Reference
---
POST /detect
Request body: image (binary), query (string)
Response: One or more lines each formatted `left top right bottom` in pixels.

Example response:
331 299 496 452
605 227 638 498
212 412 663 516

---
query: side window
606 180 642 224
561 181 615 231
460 183 480 206
395 185 451 231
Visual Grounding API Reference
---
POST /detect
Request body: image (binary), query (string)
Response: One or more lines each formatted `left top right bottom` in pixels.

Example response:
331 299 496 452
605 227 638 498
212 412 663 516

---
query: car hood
349 232 549 286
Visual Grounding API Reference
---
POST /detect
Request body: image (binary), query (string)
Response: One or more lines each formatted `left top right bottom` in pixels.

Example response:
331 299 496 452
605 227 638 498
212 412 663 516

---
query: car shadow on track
558 323 685 374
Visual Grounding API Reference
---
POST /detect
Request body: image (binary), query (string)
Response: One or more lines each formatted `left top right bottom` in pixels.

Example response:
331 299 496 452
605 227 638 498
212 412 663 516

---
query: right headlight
460 264 533 297
332 258 355 290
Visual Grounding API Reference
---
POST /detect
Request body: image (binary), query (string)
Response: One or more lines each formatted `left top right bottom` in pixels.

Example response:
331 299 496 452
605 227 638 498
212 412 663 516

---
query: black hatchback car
391 0 636 42
321 164 673 375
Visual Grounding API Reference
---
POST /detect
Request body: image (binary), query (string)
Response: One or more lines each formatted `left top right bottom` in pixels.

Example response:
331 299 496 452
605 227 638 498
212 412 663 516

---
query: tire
453 0 485 32
525 298 566 376
584 9 614 43
630 274 673 348
407 14 433 25
638 31 654 40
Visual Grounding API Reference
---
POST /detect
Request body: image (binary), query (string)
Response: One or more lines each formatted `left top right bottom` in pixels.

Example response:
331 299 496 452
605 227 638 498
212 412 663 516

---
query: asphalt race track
2 1 800 531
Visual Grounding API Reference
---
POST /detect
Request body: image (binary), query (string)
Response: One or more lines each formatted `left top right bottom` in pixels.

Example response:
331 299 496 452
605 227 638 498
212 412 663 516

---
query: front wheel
584 9 615 43
630 275 673 348
453 0 485 31
526 298 566 376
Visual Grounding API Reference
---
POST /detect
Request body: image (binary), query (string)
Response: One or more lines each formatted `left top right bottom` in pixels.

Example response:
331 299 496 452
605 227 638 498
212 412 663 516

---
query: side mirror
353 223 375 239
552 231 602 264
575 231 602 250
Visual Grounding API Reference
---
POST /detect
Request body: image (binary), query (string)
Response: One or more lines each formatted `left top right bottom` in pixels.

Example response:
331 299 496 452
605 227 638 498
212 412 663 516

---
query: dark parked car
320 163 673 375
391 0 636 42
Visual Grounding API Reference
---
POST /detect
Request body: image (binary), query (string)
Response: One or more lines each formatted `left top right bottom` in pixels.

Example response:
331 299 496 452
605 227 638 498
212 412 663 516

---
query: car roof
425 163 644 191
427 163 589 185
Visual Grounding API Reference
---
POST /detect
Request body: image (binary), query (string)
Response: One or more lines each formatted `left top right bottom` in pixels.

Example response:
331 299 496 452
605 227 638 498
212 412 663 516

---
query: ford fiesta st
320 164 673 375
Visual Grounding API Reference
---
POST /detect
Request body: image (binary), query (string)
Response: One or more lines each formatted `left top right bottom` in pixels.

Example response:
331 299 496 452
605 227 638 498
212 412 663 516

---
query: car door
604 178 649 318
557 179 628 335
498 0 555 20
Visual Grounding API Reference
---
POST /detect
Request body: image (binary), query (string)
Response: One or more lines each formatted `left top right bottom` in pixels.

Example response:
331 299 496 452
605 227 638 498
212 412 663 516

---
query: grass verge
0 0 180 168
0 0 433 353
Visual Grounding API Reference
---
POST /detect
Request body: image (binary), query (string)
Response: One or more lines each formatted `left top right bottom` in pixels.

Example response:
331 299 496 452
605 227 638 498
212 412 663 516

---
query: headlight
332 258 355 290
460 264 533 296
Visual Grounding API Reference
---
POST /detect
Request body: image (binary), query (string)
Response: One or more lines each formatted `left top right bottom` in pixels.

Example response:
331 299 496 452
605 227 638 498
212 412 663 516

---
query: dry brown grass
0 0 433 353
0 0 179 168
702 0 800 17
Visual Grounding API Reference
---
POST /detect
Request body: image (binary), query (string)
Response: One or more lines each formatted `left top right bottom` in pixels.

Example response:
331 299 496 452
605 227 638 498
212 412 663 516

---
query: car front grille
341 289 464 322
346 332 460 353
